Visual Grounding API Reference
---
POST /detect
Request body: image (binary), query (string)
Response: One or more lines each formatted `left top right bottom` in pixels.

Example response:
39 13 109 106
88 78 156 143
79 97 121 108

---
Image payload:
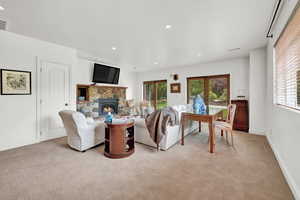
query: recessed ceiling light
165 25 172 29
154 62 159 65
197 53 202 57
112 47 117 51
0 6 4 11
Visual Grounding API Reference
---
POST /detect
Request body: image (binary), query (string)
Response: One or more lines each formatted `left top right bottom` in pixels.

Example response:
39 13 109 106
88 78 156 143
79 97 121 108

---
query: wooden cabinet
231 100 249 132
104 122 135 159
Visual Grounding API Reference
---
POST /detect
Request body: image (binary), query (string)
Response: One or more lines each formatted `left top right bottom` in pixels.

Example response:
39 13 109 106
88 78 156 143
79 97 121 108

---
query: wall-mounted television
92 63 120 84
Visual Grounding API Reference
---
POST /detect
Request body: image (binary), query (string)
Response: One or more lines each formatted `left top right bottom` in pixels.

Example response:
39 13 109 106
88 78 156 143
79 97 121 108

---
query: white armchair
59 110 105 152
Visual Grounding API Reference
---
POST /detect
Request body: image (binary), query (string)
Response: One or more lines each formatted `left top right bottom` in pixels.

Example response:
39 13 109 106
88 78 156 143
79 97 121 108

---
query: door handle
65 103 69 106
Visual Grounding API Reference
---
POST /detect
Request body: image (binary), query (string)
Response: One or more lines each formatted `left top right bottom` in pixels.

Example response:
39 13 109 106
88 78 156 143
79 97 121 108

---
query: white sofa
59 110 105 152
135 104 198 150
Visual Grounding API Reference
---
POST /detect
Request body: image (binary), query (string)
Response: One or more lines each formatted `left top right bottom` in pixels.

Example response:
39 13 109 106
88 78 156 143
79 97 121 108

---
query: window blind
275 5 300 110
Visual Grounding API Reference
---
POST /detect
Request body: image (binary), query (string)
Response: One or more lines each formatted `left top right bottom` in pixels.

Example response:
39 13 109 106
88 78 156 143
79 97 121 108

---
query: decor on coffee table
105 111 113 123
170 83 181 93
104 121 135 159
1 69 31 95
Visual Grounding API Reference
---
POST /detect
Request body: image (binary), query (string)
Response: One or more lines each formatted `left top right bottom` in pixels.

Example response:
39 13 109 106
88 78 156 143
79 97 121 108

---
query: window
275 5 300 110
298 71 300 106
187 74 230 108
143 80 167 109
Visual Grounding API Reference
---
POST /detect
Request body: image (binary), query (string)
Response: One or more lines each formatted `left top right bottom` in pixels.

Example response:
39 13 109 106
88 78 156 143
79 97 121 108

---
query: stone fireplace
98 98 119 115
76 85 127 117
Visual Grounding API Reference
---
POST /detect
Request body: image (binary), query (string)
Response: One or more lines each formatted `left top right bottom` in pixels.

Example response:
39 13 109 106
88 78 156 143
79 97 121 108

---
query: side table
104 121 135 159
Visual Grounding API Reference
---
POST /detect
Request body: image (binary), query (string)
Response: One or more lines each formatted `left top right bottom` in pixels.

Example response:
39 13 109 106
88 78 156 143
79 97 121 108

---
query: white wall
249 48 267 134
0 30 136 151
266 0 300 199
136 57 249 106
0 30 77 151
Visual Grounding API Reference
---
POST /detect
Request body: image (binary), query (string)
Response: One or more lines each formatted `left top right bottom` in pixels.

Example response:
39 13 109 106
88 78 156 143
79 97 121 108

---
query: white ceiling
0 0 275 71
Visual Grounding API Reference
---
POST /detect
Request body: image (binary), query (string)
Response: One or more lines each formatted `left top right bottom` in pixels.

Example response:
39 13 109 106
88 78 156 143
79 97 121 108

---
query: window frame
143 80 167 110
273 2 300 112
187 74 230 106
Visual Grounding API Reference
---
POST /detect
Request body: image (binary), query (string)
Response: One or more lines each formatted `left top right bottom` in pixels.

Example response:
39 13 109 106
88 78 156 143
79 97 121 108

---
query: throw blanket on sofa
145 107 179 146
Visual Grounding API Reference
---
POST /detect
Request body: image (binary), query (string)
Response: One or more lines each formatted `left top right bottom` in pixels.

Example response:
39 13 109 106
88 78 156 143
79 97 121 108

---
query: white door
40 61 70 141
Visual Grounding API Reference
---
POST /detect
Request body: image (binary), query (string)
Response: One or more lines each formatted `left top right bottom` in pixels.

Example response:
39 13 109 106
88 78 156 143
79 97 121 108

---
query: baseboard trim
266 134 300 200
249 128 265 135
0 140 38 152
40 133 66 142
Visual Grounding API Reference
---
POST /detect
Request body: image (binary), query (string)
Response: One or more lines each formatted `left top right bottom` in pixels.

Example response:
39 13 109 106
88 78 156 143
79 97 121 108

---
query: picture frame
1 69 32 95
170 83 181 93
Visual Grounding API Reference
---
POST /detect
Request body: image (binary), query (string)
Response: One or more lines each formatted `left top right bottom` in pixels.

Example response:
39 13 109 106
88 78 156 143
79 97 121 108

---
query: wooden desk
181 109 224 153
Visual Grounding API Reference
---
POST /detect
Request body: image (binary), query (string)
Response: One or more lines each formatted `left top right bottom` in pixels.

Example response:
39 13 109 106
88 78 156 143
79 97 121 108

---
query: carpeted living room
0 132 294 200
0 0 300 200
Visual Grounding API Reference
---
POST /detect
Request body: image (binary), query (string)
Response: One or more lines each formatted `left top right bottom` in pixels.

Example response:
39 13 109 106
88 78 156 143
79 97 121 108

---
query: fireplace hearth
98 98 119 115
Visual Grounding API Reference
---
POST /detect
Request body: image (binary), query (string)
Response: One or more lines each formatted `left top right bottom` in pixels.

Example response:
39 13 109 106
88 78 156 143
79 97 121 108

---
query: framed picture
1 69 32 95
170 83 181 93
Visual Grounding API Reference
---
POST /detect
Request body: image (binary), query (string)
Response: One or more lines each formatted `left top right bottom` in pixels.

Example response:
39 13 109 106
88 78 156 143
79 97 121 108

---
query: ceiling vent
0 20 7 30
228 48 241 52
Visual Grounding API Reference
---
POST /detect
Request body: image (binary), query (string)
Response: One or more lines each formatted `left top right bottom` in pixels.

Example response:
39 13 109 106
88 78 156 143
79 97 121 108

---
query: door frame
186 74 230 105
36 57 72 142
143 80 167 110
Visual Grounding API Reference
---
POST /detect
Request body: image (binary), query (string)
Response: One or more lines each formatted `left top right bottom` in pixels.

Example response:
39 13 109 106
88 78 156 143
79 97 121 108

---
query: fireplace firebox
98 99 119 115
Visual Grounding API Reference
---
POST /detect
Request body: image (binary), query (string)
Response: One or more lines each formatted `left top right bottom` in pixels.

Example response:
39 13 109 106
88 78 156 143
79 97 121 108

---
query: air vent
228 48 241 52
0 20 7 30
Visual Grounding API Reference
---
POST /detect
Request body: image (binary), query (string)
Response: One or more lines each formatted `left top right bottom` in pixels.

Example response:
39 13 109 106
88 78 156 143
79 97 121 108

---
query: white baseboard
0 140 38 152
266 134 300 200
40 130 66 142
249 128 265 135
40 134 66 142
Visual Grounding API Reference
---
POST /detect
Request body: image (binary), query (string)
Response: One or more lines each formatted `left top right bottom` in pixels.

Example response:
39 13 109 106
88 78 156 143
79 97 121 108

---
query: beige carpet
0 131 294 200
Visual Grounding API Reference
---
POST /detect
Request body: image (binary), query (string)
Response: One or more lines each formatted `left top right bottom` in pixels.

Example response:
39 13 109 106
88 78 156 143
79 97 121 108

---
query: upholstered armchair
59 110 105 152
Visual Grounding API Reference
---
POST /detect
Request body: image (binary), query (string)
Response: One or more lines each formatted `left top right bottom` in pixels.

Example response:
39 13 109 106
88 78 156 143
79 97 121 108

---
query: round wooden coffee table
104 121 135 159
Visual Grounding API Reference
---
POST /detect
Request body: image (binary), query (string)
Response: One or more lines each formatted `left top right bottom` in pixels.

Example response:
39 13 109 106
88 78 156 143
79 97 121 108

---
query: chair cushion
215 121 231 129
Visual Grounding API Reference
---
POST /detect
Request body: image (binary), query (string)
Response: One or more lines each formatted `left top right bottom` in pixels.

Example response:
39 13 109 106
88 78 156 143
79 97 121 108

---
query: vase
193 95 206 114
105 112 113 123
193 103 200 114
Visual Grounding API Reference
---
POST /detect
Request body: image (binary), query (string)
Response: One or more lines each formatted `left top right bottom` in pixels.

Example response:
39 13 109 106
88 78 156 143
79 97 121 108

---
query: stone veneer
88 86 126 102
77 85 127 117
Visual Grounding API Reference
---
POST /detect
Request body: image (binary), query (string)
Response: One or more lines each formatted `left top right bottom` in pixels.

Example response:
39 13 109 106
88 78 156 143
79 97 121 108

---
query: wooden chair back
226 104 237 128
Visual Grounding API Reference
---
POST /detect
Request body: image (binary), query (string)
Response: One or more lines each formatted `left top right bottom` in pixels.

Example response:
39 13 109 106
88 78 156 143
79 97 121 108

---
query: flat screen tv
92 63 120 84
